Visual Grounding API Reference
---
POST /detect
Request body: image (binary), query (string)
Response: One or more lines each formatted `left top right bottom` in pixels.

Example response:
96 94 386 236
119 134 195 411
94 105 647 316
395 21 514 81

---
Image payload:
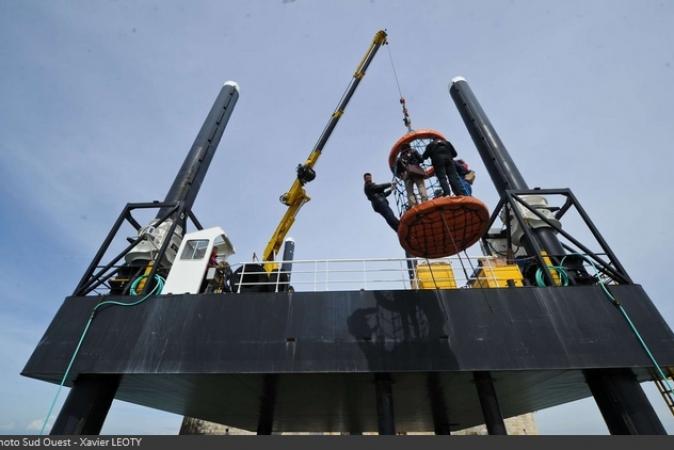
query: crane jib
261 30 388 268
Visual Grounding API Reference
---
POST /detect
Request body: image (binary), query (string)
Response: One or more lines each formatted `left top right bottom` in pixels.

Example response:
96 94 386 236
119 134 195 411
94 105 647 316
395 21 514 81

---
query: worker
208 248 218 267
214 261 233 293
454 159 475 196
395 143 428 207
422 138 468 197
363 172 400 232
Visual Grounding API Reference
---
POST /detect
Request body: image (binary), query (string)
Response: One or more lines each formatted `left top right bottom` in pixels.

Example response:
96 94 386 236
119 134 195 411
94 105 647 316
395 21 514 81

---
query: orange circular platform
388 129 446 177
398 196 490 258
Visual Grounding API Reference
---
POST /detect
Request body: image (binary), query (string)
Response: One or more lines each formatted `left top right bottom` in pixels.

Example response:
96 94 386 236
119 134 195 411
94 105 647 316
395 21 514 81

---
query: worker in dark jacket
363 172 399 232
422 138 468 196
395 144 428 206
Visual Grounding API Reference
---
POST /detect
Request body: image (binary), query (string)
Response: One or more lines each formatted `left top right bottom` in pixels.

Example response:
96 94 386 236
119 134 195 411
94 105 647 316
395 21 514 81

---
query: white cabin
162 227 235 295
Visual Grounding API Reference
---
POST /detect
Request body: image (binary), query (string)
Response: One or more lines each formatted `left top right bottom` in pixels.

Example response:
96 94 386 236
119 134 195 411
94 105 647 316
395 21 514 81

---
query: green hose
39 274 165 435
534 264 570 287
560 253 674 395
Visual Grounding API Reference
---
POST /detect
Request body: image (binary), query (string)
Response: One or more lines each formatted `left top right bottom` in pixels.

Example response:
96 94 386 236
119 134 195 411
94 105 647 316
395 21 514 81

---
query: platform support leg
585 368 665 435
374 373 396 435
474 371 507 435
427 372 451 435
257 374 278 435
50 374 120 435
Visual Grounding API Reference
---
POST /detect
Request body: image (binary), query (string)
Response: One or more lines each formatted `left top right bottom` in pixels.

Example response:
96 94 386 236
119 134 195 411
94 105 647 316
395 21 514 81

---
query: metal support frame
505 193 557 286
509 191 631 284
374 373 396 435
73 201 204 297
450 77 662 436
473 371 507 435
50 374 121 435
426 372 451 435
483 188 632 285
276 239 295 293
257 374 278 435
584 368 666 435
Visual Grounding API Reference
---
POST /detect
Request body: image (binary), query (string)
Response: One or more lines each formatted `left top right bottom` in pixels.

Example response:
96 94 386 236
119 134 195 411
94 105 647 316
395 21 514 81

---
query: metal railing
85 253 618 296
233 255 520 293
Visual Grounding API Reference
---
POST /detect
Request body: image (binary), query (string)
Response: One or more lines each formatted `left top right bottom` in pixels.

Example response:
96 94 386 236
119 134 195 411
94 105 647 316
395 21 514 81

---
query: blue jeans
460 178 472 196
432 156 467 196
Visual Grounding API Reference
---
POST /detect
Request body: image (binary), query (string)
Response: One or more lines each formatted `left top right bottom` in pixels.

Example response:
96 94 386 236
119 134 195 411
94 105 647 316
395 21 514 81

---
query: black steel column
278 238 295 292
404 251 418 288
374 373 396 435
585 368 666 435
157 82 240 222
50 374 121 435
449 77 566 265
427 372 451 435
257 374 278 435
450 77 666 435
473 371 507 435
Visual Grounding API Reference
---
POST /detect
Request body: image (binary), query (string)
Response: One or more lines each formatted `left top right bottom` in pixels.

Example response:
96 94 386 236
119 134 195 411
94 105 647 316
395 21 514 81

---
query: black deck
23 285 674 432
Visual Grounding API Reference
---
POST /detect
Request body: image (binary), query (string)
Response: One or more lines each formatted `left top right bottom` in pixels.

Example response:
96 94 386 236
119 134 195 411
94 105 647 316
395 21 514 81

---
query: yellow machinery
261 30 388 273
415 261 457 289
468 257 525 288
539 250 562 286
414 257 525 290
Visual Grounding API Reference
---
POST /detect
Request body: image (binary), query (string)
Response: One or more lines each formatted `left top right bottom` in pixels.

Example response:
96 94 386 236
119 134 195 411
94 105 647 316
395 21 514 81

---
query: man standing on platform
396 143 429 206
422 138 468 197
363 172 400 232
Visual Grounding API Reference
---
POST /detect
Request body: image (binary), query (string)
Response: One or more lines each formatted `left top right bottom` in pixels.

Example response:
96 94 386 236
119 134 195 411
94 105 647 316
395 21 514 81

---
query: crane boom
262 30 388 272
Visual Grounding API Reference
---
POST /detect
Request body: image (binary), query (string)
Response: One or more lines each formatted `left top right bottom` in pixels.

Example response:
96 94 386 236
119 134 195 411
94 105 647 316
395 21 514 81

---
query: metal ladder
650 366 674 416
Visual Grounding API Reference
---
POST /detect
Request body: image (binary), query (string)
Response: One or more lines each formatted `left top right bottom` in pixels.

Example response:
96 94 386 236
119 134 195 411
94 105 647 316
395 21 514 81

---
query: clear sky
1 0 673 435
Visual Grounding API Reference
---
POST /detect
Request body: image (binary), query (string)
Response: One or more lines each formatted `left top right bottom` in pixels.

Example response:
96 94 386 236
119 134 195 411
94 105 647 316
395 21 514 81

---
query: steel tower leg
427 372 451 435
374 373 396 435
50 374 120 435
585 368 666 435
257 374 278 435
474 371 507 435
449 77 665 436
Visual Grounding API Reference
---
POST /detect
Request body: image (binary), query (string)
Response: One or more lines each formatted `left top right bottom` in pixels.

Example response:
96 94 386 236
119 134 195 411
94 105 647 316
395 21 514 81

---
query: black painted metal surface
474 371 507 435
23 285 674 432
449 78 663 433
157 82 239 220
585 368 667 434
50 374 120 435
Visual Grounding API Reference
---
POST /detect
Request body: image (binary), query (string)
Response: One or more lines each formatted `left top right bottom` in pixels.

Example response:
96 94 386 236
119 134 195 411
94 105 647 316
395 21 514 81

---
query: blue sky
1 0 673 434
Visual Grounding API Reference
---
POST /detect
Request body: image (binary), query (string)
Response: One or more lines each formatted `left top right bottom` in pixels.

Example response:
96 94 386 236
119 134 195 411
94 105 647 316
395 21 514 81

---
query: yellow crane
261 30 388 273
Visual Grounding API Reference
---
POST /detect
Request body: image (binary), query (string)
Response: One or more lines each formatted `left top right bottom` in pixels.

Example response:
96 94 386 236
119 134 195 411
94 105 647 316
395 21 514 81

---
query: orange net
398 196 490 258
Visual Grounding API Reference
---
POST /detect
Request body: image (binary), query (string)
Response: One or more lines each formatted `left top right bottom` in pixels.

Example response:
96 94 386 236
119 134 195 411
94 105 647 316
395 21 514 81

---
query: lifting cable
439 212 472 283
385 41 413 132
417 208 479 290
462 249 483 288
39 274 166 435
387 37 469 288
428 208 495 315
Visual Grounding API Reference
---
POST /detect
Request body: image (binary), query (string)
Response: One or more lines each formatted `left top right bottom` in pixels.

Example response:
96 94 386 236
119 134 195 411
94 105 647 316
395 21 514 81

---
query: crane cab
162 227 235 295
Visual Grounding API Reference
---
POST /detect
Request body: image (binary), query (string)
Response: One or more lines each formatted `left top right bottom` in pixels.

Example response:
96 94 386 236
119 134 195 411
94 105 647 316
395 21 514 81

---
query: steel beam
585 368 666 435
375 373 396 435
257 374 278 435
50 374 120 435
474 371 507 435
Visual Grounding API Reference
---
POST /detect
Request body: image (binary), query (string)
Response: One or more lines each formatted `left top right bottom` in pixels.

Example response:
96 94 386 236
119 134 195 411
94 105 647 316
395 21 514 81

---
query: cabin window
180 239 210 260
